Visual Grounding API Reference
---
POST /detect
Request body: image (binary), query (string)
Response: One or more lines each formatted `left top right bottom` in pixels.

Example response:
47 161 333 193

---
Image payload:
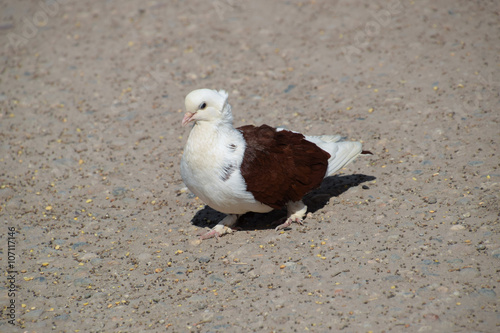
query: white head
182 89 233 126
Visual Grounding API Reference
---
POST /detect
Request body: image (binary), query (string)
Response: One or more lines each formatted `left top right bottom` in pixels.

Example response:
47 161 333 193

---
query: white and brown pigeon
181 89 371 239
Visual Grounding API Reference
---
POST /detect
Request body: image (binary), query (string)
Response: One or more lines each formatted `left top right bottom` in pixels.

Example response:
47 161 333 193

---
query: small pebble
455 198 471 205
423 313 440 321
459 267 480 278
198 256 211 263
190 239 202 246
72 242 89 250
284 84 295 93
425 197 437 204
450 225 465 231
478 288 497 297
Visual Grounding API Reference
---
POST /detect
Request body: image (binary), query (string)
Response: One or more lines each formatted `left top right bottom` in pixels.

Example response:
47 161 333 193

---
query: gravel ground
1 0 499 332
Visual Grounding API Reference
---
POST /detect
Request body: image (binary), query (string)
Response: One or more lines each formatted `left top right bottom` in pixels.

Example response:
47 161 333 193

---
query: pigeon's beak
182 112 196 126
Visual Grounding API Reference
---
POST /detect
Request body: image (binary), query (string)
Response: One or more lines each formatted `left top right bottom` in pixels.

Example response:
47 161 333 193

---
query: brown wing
238 124 330 209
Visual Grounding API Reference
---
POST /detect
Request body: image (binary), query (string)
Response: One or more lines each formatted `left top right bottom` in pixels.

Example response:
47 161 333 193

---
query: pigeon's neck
186 121 236 152
183 120 243 182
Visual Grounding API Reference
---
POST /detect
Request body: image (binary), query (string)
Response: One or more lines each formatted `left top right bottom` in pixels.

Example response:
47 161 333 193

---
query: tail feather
305 135 364 177
325 141 362 176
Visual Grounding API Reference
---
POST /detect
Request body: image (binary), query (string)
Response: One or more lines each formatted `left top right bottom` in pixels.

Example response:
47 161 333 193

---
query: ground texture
0 0 499 332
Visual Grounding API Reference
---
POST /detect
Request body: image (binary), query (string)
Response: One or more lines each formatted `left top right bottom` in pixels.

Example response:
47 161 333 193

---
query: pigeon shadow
190 174 376 231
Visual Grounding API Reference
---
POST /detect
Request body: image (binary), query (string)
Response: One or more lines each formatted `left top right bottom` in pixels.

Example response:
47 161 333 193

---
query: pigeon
180 89 372 239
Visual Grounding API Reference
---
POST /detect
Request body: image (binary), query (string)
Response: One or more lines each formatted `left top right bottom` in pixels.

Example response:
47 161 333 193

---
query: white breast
181 122 273 215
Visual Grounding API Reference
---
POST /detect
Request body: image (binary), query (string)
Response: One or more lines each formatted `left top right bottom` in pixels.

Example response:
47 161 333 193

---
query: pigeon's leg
275 200 307 231
200 214 240 240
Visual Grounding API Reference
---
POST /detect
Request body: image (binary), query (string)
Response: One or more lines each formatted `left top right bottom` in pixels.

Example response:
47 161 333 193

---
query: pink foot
199 224 233 240
200 229 221 240
275 217 303 231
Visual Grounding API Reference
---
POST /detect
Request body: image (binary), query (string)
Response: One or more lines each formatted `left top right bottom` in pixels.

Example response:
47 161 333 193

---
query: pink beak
182 112 195 126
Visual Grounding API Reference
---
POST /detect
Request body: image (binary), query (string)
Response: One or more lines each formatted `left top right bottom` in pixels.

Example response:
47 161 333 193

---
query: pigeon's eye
199 102 207 110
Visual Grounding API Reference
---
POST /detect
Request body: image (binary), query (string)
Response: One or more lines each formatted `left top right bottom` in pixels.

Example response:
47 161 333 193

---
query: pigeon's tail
305 135 364 177
325 141 363 177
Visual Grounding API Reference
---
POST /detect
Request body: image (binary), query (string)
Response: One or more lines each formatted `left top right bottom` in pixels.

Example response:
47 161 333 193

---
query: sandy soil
1 0 499 332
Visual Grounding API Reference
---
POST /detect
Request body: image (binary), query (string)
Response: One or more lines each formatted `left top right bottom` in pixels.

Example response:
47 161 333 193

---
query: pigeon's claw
200 229 220 240
275 200 307 231
275 218 291 231
275 217 303 231
200 224 233 240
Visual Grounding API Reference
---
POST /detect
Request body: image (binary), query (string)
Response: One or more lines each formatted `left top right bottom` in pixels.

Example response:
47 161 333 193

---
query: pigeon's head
182 89 232 126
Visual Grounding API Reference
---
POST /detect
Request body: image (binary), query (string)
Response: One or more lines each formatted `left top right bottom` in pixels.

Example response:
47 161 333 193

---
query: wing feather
238 125 330 209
